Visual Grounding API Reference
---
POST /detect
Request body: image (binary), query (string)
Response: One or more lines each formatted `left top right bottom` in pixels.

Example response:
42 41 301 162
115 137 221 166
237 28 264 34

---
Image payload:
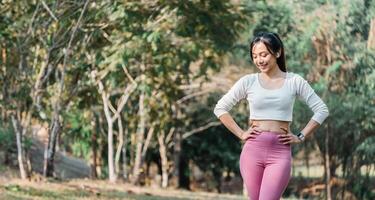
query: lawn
0 179 248 200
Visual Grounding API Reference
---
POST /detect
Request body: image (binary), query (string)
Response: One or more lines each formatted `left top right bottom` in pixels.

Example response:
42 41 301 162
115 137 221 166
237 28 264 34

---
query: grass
3 165 373 200
0 179 248 200
1 185 171 200
1 188 181 200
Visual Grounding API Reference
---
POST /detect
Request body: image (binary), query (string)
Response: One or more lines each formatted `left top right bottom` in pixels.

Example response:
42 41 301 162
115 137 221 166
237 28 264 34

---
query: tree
93 0 249 185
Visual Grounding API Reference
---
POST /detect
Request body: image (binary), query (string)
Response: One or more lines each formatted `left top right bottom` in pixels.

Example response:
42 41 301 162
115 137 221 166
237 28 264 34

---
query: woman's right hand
240 125 262 141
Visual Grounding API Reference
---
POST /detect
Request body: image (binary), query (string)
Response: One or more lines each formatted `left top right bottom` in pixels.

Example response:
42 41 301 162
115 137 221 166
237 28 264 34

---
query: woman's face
251 42 278 73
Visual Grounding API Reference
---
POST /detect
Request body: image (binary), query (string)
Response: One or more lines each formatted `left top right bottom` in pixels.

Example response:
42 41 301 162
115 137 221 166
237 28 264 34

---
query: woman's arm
219 113 245 139
219 113 261 140
295 75 329 125
300 119 321 138
279 119 320 144
279 75 329 144
213 75 250 118
214 74 259 140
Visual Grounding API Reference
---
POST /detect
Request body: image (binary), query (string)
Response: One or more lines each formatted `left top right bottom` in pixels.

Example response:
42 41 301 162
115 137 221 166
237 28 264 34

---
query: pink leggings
240 132 292 200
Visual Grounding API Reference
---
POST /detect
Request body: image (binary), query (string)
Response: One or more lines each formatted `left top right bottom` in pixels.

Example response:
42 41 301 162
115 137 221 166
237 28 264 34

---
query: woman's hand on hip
278 127 302 145
240 125 262 141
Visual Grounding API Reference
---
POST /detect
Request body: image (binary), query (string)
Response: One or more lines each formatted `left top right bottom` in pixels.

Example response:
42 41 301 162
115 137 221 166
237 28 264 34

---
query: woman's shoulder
238 73 257 82
234 73 257 87
286 72 305 82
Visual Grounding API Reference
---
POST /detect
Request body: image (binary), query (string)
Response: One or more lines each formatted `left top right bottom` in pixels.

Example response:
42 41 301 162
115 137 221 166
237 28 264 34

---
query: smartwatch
297 132 305 142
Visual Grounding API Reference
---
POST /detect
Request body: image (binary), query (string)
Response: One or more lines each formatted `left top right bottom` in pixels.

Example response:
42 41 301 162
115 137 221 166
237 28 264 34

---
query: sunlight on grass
0 184 229 200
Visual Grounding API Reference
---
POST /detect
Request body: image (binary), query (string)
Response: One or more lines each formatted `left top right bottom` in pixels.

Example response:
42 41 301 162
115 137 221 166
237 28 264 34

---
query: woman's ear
276 51 281 58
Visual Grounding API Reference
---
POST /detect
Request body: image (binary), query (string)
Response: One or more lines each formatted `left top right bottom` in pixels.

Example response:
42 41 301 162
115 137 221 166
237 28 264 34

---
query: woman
213 32 329 200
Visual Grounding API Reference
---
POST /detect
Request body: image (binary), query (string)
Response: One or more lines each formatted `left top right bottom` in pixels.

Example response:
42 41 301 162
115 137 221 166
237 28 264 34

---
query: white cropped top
213 72 329 124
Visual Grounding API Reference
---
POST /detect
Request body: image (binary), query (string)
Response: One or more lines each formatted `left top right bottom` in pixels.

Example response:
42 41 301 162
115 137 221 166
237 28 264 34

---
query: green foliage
1 0 374 197
64 107 94 160
350 174 375 200
183 126 241 188
181 92 248 189
356 137 375 165
0 122 32 154
0 123 15 153
251 2 294 37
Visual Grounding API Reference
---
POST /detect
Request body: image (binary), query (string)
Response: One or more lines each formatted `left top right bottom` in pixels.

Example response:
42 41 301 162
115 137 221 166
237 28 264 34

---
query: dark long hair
249 32 286 72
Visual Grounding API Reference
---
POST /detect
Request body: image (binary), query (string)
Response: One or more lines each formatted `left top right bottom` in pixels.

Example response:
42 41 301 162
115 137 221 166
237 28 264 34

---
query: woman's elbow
324 105 329 117
320 106 329 122
213 106 228 119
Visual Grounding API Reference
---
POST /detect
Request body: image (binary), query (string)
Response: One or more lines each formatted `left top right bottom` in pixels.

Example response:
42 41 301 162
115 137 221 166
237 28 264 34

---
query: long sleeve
213 75 251 118
295 75 329 124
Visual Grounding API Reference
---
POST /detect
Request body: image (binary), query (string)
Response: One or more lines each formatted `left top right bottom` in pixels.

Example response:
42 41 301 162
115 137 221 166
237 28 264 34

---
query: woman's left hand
278 127 302 145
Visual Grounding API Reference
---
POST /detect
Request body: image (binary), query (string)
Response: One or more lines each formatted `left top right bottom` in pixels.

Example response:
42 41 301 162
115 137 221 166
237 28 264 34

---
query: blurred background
0 0 374 199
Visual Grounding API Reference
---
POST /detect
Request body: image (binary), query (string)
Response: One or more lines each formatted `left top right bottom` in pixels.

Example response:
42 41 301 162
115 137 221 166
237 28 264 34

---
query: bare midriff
249 120 290 134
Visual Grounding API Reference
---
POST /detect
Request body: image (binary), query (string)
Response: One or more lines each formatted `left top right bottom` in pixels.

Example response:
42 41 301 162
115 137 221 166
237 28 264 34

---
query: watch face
300 135 305 140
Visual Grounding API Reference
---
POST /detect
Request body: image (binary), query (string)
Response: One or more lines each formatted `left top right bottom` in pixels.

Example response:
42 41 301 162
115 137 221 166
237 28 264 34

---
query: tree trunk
43 1 89 177
91 138 98 178
214 171 222 193
325 125 332 200
170 103 180 188
367 18 375 50
141 125 155 166
132 91 146 184
115 116 124 175
97 113 107 178
90 65 137 182
91 113 98 179
44 109 61 177
172 130 181 188
130 129 135 180
179 153 190 189
158 132 169 188
107 121 116 182
101 89 116 182
43 60 64 177
11 115 28 179
122 128 129 179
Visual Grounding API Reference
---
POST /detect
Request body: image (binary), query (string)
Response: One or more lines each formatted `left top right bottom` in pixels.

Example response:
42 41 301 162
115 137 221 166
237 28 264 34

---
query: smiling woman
213 32 329 200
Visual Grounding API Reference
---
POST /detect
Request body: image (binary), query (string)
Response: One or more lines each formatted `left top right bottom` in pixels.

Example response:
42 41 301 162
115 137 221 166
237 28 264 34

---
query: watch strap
297 132 305 141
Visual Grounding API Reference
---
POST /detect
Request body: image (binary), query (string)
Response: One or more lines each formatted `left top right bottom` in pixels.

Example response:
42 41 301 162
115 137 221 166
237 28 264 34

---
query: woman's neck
261 66 284 79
